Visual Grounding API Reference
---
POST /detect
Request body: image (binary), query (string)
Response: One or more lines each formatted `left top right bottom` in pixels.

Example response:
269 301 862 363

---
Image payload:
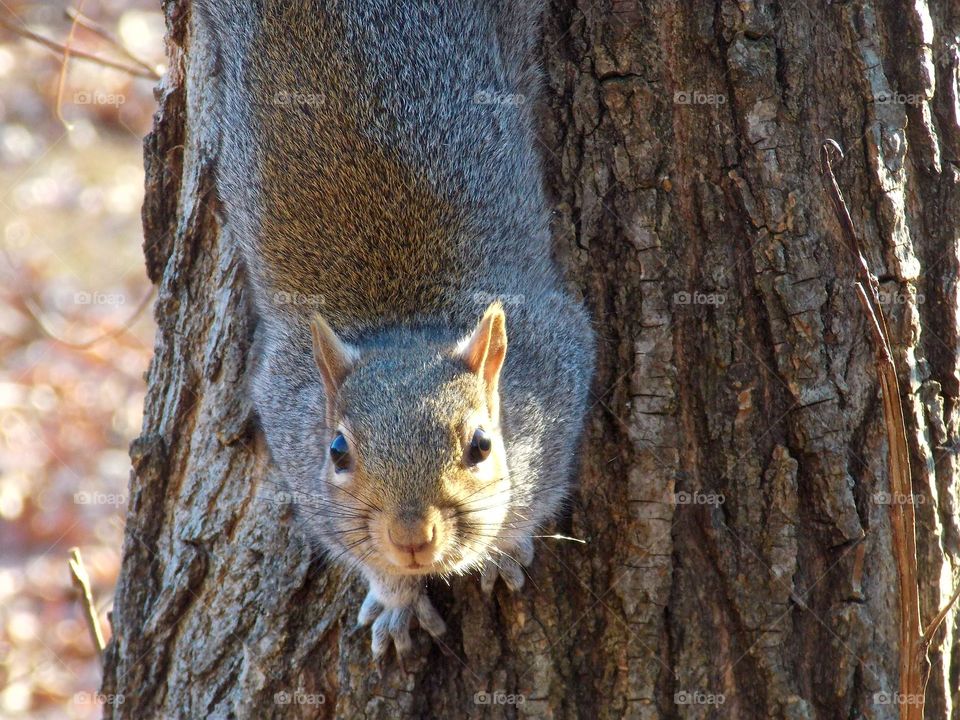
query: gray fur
195 0 595 656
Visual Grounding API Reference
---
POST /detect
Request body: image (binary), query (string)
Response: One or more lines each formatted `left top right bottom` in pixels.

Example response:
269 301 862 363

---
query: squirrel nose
387 520 438 554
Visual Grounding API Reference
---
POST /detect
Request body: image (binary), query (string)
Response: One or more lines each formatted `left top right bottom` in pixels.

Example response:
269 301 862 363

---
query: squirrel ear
310 314 356 396
456 302 508 420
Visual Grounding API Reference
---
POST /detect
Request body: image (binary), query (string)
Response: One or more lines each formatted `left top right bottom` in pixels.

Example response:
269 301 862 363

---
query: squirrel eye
467 427 492 466
330 432 350 472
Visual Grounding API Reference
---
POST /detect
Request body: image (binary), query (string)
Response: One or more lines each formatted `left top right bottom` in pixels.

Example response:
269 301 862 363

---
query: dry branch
0 17 160 80
820 139 960 720
64 7 159 77
68 547 106 661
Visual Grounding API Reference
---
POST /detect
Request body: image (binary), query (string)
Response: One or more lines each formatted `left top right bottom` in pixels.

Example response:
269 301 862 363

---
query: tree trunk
102 1 960 718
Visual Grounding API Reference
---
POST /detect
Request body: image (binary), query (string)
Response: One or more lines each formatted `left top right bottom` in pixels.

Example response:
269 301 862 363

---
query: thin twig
821 140 944 720
55 0 85 128
65 7 159 77
922 581 960 648
68 547 106 660
22 286 156 350
0 17 160 80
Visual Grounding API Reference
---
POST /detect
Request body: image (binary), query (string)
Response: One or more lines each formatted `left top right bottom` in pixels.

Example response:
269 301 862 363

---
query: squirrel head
310 302 511 577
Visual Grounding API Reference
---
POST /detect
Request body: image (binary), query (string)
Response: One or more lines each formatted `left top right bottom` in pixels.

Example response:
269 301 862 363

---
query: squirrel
194 0 595 657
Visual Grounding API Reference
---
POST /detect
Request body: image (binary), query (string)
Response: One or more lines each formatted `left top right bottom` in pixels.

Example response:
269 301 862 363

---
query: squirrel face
310 303 511 577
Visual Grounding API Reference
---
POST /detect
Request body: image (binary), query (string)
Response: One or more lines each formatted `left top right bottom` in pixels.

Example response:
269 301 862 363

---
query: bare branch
822 140 927 720
65 7 159 77
68 547 106 661
23 287 156 350
0 17 161 80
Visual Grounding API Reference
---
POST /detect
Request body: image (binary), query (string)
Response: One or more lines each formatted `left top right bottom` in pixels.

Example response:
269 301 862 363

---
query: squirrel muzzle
382 507 447 570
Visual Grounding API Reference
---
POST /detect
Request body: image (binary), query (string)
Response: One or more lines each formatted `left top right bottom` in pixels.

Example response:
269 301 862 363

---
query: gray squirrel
195 0 595 657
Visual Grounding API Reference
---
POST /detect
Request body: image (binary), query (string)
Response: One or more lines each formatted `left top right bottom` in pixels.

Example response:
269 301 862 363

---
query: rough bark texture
103 1 960 718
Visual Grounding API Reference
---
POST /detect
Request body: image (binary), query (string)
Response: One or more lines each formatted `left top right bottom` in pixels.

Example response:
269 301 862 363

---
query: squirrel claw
359 590 446 658
357 589 383 627
481 555 525 593
414 593 447 638
481 537 535 594
371 606 413 657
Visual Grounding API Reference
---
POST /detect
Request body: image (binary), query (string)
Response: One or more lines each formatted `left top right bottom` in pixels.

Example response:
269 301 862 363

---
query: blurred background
0 1 163 717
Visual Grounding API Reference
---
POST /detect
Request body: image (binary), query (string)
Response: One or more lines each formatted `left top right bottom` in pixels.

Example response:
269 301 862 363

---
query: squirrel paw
481 535 535 594
357 590 446 658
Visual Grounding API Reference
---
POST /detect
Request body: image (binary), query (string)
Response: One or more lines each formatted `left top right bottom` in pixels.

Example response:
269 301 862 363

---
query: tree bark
102 1 960 718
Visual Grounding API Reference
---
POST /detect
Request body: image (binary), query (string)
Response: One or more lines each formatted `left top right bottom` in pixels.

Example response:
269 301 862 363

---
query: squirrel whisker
320 479 383 513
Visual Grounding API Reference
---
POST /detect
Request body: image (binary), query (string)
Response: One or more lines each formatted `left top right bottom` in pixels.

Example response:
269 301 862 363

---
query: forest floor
0 2 163 717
